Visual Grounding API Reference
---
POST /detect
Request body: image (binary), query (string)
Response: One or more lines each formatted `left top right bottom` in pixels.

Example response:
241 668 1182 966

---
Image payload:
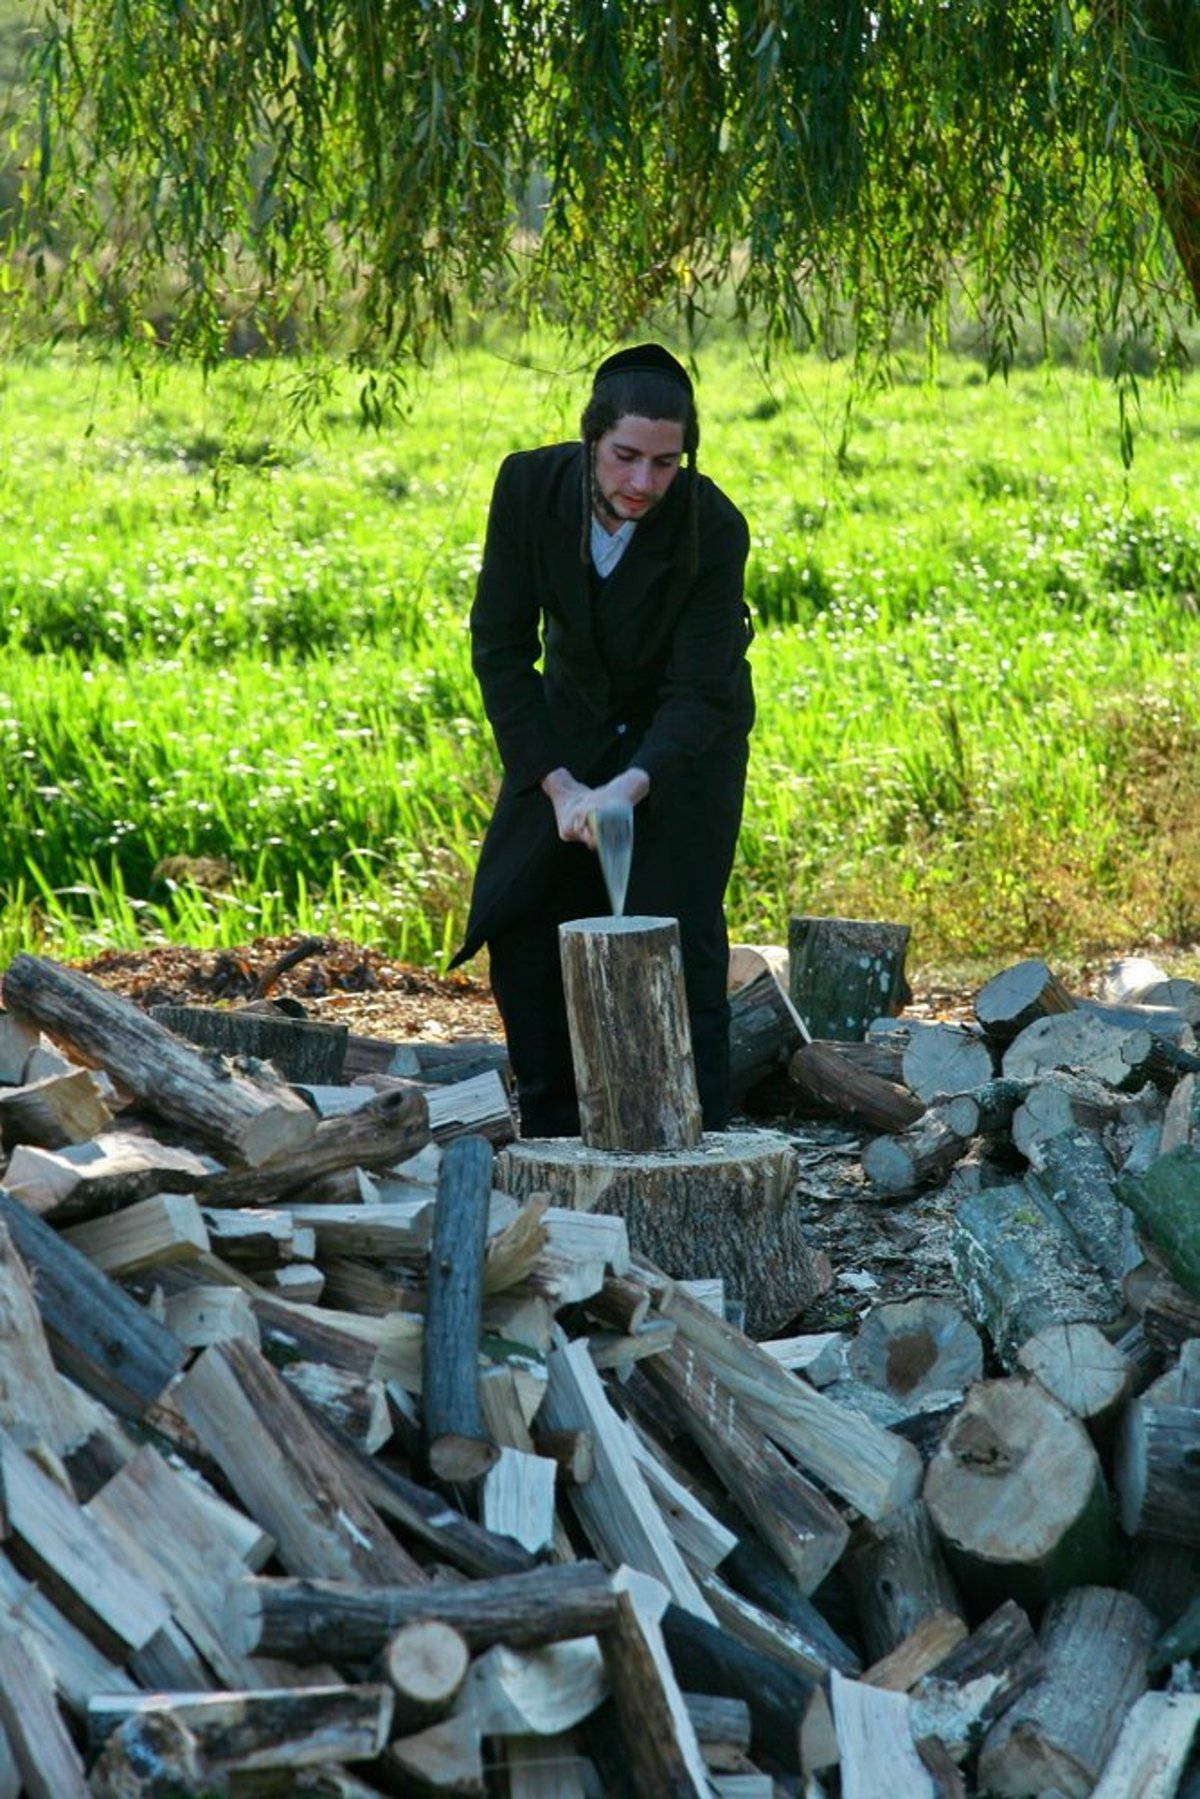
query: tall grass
1 338 1198 977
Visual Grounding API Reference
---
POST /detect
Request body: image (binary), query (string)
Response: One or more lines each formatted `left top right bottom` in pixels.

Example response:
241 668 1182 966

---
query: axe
588 803 633 917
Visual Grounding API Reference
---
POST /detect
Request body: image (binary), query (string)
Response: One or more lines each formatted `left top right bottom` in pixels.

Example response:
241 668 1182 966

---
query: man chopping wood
451 344 755 1137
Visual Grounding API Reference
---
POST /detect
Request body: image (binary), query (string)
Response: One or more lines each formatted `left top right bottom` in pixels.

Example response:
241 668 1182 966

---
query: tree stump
787 917 911 1041
559 916 701 1151
494 1131 826 1338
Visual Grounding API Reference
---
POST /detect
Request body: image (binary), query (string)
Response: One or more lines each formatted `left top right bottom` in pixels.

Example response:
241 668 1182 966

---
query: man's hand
540 766 650 846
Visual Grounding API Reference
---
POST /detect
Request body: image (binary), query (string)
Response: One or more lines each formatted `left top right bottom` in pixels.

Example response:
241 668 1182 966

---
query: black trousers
487 739 747 1138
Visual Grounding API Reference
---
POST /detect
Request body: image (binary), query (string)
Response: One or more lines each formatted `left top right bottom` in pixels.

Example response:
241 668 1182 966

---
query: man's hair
579 345 700 565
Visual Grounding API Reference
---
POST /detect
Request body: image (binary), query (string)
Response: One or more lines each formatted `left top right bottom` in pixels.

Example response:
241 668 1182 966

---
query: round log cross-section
559 916 702 1152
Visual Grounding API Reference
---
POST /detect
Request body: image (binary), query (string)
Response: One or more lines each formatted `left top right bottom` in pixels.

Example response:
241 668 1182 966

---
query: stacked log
3 948 1200 1794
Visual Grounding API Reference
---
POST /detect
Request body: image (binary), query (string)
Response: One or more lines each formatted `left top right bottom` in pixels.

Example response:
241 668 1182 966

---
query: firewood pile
0 946 1199 1795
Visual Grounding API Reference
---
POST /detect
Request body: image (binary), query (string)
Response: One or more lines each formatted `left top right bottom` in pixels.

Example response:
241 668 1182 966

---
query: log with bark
788 915 912 1040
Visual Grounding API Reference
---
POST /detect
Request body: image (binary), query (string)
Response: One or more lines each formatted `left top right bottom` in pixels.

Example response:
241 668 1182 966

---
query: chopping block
496 915 829 1337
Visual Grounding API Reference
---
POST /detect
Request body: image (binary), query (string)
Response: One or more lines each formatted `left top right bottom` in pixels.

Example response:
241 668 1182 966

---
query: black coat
452 440 754 966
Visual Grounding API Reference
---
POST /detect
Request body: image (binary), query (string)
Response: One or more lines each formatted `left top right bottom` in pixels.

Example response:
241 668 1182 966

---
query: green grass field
2 336 1198 982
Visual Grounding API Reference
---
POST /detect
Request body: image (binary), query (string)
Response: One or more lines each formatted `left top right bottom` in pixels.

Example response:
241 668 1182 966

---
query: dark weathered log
977 1586 1156 1799
384 1620 471 1731
496 1131 827 1339
150 1002 349 1084
599 1581 712 1796
901 1023 996 1104
1 953 317 1167
910 1600 1043 1755
1024 1127 1141 1286
841 1500 966 1665
948 1180 1124 1366
788 1040 924 1133
174 1337 425 1583
196 1084 430 1207
558 915 702 1151
87 1684 394 1774
728 961 806 1101
718 1535 862 1677
0 1190 185 1420
923 1378 1122 1614
229 1562 620 1663
847 1297 983 1406
1115 1397 1200 1546
660 1602 820 1774
642 1336 850 1595
861 1104 972 1198
1141 1268 1200 1354
942 1077 1033 1139
422 1133 498 1486
973 957 1076 1043
1119 1145 1200 1297
788 915 911 1041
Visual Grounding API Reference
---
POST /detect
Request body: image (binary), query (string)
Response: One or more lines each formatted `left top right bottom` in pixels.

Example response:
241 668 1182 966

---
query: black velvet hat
593 343 693 395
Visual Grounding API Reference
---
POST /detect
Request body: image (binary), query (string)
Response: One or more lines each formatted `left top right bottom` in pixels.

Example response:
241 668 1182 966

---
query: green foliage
7 2 1199 377
2 338 1199 977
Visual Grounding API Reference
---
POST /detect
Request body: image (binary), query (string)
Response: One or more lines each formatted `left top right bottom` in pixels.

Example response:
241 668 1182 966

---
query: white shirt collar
590 515 636 578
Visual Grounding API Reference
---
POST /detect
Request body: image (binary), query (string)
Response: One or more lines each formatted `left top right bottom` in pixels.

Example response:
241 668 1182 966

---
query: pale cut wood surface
196 1082 430 1205
1090 1691 1200 1798
599 1571 713 1797
829 1669 937 1799
0 1217 122 1458
384 1619 470 1730
0 1628 90 1799
62 1189 209 1273
0 1067 113 1150
463 1637 606 1737
0 1541 137 1718
1015 1320 1132 1421
974 956 1076 1042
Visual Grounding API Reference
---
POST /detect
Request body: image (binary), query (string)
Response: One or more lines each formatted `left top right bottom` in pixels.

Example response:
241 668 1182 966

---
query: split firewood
541 1331 715 1621
173 1337 426 1583
861 1609 970 1692
0 1067 113 1152
0 1007 39 1081
841 1500 966 1666
758 1329 847 1385
61 1190 210 1276
2 1130 215 1227
1 953 318 1167
422 1133 500 1487
0 1190 186 1421
788 1039 924 1132
651 1273 924 1521
694 1570 847 1687
727 954 807 1101
901 1021 996 1104
196 1082 430 1206
973 956 1075 1042
923 1378 1122 1613
641 1334 850 1595
481 1446 557 1556
1141 1267 1200 1353
0 1428 172 1662
231 1561 621 1664
598 1571 713 1797
976 1585 1156 1797
1091 1690 1200 1798
1161 1069 1200 1152
0 1626 89 1799
463 1635 607 1738
829 1668 939 1797
280 1362 392 1455
717 1534 862 1676
384 1711 485 1794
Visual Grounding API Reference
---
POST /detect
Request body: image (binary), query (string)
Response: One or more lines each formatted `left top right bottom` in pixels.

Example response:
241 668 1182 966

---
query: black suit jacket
452 441 753 964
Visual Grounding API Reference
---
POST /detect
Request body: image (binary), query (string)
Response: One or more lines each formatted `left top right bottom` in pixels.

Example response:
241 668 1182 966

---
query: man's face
592 414 684 533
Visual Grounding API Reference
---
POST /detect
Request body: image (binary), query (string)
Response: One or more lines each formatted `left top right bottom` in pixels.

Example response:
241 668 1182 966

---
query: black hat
593 343 693 396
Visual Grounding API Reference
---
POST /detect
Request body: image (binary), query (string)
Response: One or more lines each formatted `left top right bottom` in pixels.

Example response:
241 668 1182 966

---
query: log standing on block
449 343 755 1137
